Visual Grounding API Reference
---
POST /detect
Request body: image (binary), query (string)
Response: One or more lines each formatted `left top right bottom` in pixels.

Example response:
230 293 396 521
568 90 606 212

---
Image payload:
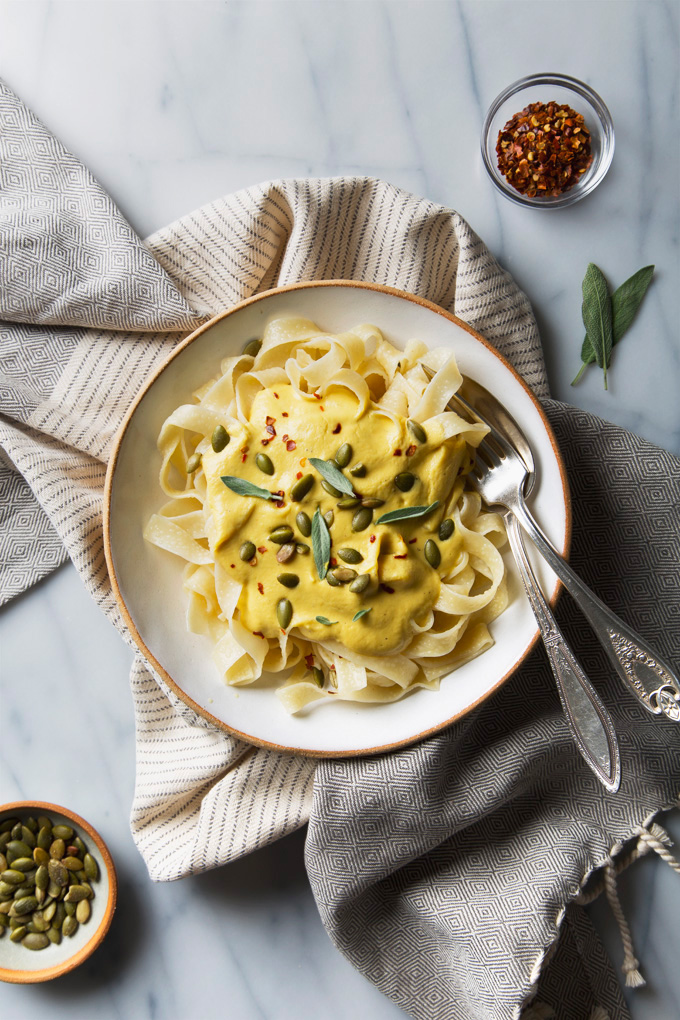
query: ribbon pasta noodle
144 318 508 713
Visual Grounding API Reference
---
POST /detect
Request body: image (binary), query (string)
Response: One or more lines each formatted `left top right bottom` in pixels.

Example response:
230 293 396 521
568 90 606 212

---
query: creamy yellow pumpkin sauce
201 383 467 656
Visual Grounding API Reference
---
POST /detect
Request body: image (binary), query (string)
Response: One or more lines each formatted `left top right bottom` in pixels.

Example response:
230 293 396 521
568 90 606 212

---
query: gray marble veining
0 2 678 1018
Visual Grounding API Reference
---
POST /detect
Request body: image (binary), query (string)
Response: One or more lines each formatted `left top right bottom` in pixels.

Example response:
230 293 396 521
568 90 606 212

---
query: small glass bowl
481 73 615 209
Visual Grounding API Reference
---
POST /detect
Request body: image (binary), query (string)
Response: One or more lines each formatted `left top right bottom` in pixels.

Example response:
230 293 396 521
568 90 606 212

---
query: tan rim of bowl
104 280 572 757
0 801 117 984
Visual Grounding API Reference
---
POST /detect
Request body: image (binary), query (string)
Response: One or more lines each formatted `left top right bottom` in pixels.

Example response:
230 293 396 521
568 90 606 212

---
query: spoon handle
505 515 621 791
512 499 680 722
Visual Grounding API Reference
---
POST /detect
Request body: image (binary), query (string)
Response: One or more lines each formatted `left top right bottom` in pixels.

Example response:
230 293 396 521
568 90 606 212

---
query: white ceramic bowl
105 281 570 756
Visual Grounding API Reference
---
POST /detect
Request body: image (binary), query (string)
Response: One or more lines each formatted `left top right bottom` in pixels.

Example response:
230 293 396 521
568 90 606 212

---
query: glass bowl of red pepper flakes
481 73 614 209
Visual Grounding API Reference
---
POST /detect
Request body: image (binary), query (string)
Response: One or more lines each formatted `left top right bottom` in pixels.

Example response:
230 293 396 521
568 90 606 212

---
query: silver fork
463 395 680 724
444 385 621 790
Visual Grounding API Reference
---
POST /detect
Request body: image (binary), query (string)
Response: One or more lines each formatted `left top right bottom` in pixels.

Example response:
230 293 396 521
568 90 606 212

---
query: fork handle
512 500 680 722
505 516 620 791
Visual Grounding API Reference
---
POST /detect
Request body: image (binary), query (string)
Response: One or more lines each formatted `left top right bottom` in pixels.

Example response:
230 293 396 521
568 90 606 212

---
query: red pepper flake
319 405 325 412
329 557 338 568
314 392 322 400
272 490 285 508
265 425 276 437
261 439 270 446
394 554 408 559
406 444 417 457
266 415 276 426
252 631 265 638
282 434 289 442
370 534 376 543
299 457 307 466
393 449 402 457
380 584 395 594
408 537 417 544
250 557 258 567
305 654 315 669
286 440 297 451
282 411 289 417
257 582 265 595
332 423 342 434
496 100 593 198
296 471 303 479
273 392 279 399
230 563 236 568
241 445 249 463
257 546 267 554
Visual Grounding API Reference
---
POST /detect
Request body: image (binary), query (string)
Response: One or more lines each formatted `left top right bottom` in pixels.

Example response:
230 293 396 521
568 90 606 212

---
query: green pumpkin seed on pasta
276 543 296 564
330 567 357 584
337 496 360 509
295 543 310 555
186 452 202 474
242 338 262 358
439 518 455 541
296 511 312 537
323 510 334 528
337 548 363 564
407 420 427 443
321 478 343 498
361 497 384 509
290 474 314 502
349 574 371 594
255 452 275 475
277 573 299 589
349 463 367 478
334 443 353 468
311 667 325 687
211 425 230 452
239 541 256 562
269 525 294 544
276 598 293 629
352 507 373 532
326 572 341 587
424 539 441 569
394 472 416 492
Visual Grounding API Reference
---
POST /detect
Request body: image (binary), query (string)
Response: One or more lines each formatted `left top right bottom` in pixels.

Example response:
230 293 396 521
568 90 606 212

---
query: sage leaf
311 507 331 580
375 501 439 525
572 265 654 385
308 457 355 497
316 616 337 626
221 476 276 500
352 608 372 622
581 263 613 389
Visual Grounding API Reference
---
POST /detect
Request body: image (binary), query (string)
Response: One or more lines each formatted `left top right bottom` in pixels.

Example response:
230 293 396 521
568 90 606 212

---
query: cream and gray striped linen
2 81 679 1020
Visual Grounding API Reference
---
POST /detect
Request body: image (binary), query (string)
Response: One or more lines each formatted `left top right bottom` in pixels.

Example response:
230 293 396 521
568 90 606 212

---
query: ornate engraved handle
512 500 680 721
505 515 620 791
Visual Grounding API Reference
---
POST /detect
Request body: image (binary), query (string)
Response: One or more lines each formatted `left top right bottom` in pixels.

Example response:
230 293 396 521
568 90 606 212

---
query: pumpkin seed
11 823 22 840
276 543 296 564
47 926 62 945
295 543 310 555
0 819 19 834
49 838 66 860
10 857 35 873
20 826 36 848
36 817 52 832
0 834 11 852
25 818 38 833
330 567 357 584
321 478 343 498
424 539 441 568
83 854 98 882
211 424 230 452
33 847 49 868
326 571 341 587
52 903 66 930
63 857 84 872
407 420 427 443
62 916 78 937
276 598 293 629
30 912 50 933
337 496 360 509
6 840 32 861
255 452 274 475
239 541 256 562
337 548 363 564
22 932 49 950
47 880 61 899
0 854 6 873
13 896 38 915
48 860 68 887
349 462 367 478
277 573 299 589
352 507 373 532
290 473 314 501
439 517 455 541
394 472 417 492
242 338 262 358
10 925 27 942
296 511 312 537
186 452 202 474
323 510 334 528
1 870 26 886
43 901 57 922
36 827 52 851
349 574 371 594
0 913 8 928
64 885 89 903
76 898 91 924
35 866 49 891
63 901 76 917
334 443 353 468
73 837 86 856
361 497 385 509
268 525 294 544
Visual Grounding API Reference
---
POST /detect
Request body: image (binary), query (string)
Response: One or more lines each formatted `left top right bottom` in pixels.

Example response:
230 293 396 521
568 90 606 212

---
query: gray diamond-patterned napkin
1 79 678 1020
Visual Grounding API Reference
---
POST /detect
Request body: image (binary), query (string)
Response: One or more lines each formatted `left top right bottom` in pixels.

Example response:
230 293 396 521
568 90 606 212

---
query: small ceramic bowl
0 801 117 983
481 72 615 209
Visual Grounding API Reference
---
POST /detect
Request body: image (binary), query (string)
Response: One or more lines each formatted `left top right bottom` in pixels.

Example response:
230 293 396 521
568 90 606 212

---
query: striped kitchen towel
1 79 679 1020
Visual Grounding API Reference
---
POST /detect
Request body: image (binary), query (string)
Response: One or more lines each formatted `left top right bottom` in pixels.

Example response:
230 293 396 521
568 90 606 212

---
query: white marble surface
0 1 678 1017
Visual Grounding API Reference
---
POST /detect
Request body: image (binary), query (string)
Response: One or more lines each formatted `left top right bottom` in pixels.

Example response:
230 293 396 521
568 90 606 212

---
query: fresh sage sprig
221 476 277 501
308 458 355 497
572 264 655 387
316 616 337 626
311 507 331 580
375 501 439 525
352 608 372 622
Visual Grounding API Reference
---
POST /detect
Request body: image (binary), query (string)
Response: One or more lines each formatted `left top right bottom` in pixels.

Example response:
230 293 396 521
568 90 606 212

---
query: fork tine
449 389 517 458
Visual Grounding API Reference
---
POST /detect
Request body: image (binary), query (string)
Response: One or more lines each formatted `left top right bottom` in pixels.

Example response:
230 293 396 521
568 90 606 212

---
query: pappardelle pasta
144 317 508 713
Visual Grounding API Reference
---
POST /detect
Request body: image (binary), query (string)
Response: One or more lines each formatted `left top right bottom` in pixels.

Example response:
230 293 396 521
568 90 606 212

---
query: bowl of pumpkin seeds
0 802 117 983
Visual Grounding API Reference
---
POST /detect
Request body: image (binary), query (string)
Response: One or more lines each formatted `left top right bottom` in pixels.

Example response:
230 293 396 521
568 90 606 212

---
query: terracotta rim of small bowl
0 801 117 984
104 280 572 757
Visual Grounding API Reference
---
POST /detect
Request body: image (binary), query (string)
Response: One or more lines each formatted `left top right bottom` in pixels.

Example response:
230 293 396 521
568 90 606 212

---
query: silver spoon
447 378 620 791
454 379 680 725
